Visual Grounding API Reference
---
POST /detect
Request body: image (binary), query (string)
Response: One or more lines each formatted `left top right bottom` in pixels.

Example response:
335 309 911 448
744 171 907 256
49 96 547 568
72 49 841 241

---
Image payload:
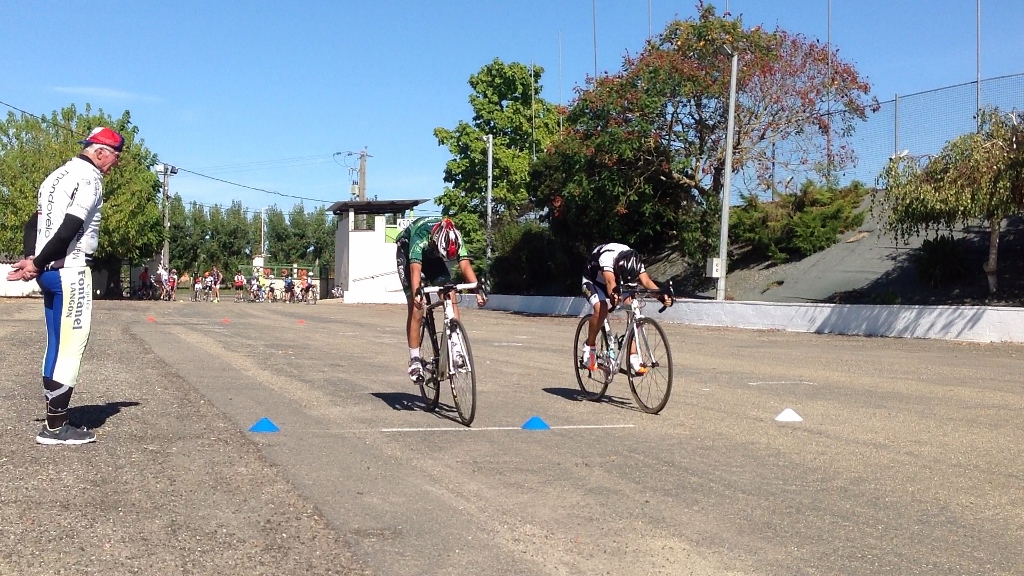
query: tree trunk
983 218 1000 294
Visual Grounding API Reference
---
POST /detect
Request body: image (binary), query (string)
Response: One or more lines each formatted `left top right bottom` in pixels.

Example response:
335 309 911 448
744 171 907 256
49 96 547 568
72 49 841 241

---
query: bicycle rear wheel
625 317 673 414
417 317 441 411
447 319 476 426
573 315 611 401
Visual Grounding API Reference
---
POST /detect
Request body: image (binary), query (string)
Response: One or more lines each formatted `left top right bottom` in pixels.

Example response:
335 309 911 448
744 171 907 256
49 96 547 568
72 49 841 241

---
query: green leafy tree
0 104 162 295
185 201 210 274
532 4 874 287
434 58 561 264
284 203 310 264
250 210 266 259
167 194 190 271
875 107 1024 294
206 204 226 270
308 207 335 268
221 201 254 274
264 205 289 266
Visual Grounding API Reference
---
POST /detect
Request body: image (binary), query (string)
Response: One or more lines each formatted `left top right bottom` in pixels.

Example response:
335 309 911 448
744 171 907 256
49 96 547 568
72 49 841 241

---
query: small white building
329 199 427 304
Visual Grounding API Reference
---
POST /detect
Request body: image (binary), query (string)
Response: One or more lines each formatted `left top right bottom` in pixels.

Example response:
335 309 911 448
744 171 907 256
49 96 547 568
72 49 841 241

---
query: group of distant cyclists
129 264 318 304
241 270 317 304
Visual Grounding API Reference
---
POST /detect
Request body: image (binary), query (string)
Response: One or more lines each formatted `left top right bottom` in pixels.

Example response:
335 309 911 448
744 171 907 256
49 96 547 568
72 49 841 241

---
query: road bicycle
122 282 157 301
415 282 478 426
304 284 318 305
573 287 674 414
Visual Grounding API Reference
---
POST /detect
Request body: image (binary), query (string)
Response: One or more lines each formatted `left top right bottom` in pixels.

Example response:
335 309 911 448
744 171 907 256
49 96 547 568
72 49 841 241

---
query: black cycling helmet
615 250 643 284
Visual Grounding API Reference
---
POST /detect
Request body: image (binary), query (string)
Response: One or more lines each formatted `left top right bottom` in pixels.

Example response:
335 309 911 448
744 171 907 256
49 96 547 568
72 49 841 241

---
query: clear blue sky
2 1 1021 216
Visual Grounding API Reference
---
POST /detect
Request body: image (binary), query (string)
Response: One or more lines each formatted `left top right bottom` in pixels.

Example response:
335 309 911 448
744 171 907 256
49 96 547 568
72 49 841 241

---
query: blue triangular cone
248 417 280 433
521 416 550 430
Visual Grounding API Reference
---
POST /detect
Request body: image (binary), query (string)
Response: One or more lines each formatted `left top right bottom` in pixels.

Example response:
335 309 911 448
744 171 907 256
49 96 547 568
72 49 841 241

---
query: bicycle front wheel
625 317 673 414
573 315 610 401
447 319 476 426
417 318 441 411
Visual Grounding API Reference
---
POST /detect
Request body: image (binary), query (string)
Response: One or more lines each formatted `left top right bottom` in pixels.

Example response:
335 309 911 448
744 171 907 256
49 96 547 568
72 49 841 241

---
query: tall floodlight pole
484 134 494 278
977 0 981 132
592 0 598 79
558 31 563 132
826 0 833 180
716 46 739 301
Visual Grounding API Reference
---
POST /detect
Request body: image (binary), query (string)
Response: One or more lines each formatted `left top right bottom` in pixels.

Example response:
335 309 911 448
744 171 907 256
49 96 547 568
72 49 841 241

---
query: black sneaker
36 424 96 445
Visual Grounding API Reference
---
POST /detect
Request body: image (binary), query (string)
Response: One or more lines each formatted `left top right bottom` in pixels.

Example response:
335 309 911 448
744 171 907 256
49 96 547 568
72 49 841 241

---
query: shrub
730 180 868 264
912 234 969 288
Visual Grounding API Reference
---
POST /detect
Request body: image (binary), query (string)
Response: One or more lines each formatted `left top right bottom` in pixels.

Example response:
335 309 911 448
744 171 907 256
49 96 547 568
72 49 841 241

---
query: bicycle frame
421 282 477 378
600 289 660 382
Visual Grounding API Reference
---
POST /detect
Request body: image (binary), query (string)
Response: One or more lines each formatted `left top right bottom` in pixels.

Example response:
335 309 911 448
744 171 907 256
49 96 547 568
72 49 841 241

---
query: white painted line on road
381 426 519 432
492 342 524 346
284 424 638 434
748 381 818 386
379 424 636 433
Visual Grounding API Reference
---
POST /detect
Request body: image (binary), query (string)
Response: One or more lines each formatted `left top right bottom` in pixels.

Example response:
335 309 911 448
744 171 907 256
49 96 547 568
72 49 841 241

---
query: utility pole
157 163 178 269
358 148 367 202
356 148 369 229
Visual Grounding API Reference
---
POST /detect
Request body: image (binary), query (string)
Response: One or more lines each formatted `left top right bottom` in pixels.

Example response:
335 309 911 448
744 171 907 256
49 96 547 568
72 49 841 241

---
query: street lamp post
483 134 494 278
716 45 739 301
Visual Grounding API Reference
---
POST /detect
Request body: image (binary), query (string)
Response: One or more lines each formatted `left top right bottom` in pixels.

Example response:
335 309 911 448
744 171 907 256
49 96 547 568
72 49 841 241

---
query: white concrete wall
0 264 41 297
335 213 405 304
483 294 1024 344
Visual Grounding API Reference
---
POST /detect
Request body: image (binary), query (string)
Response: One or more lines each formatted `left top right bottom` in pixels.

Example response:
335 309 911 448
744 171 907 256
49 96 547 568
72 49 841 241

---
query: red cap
80 127 124 153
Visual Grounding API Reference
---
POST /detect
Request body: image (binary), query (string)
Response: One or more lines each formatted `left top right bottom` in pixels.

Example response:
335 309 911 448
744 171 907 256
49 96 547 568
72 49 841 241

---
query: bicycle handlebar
613 286 673 314
421 282 478 295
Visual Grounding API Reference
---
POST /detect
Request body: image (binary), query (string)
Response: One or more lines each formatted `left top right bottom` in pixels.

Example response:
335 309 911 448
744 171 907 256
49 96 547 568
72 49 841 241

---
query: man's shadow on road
35 401 141 429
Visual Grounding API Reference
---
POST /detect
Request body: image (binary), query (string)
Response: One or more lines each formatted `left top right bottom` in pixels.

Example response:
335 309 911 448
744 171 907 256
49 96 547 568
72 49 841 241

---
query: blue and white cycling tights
37 267 93 423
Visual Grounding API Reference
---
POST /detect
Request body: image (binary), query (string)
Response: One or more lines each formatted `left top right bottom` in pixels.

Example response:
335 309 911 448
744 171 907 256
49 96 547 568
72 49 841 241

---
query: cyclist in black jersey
579 243 672 374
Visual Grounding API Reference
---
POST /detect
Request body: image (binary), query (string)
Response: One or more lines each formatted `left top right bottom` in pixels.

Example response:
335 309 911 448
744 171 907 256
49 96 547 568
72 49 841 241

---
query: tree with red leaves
532 3 875 276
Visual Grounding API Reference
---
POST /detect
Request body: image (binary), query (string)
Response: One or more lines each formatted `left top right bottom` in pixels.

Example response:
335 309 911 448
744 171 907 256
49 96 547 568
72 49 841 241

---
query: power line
0 97 443 217
0 98 335 204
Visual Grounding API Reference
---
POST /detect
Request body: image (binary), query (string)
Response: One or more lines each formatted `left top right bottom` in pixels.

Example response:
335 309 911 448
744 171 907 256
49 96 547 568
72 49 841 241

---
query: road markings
380 424 636 432
281 424 638 434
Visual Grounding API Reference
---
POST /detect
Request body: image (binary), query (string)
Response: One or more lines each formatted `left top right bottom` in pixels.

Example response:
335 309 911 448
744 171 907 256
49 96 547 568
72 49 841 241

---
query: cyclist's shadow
369 392 465 423
542 387 646 412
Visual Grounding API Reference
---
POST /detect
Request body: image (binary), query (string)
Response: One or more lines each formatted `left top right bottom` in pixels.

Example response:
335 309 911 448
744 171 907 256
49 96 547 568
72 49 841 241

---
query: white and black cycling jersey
34 156 103 268
583 243 644 284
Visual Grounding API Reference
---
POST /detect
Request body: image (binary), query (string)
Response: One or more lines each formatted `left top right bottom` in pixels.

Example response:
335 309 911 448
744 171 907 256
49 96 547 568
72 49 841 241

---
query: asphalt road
2 297 1022 575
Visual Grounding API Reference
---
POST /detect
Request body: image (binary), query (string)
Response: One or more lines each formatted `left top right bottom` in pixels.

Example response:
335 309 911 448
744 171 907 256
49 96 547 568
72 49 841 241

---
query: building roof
326 199 429 215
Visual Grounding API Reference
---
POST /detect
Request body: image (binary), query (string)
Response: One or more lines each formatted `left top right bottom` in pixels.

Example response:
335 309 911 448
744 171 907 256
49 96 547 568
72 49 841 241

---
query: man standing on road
7 126 124 445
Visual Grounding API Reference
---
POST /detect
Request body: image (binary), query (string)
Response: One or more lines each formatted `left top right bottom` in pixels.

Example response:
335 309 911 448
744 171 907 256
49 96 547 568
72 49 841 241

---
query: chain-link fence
837 72 1024 187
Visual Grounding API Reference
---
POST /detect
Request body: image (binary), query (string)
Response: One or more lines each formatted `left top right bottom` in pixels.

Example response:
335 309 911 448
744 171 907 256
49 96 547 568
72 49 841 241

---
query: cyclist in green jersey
396 216 486 382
